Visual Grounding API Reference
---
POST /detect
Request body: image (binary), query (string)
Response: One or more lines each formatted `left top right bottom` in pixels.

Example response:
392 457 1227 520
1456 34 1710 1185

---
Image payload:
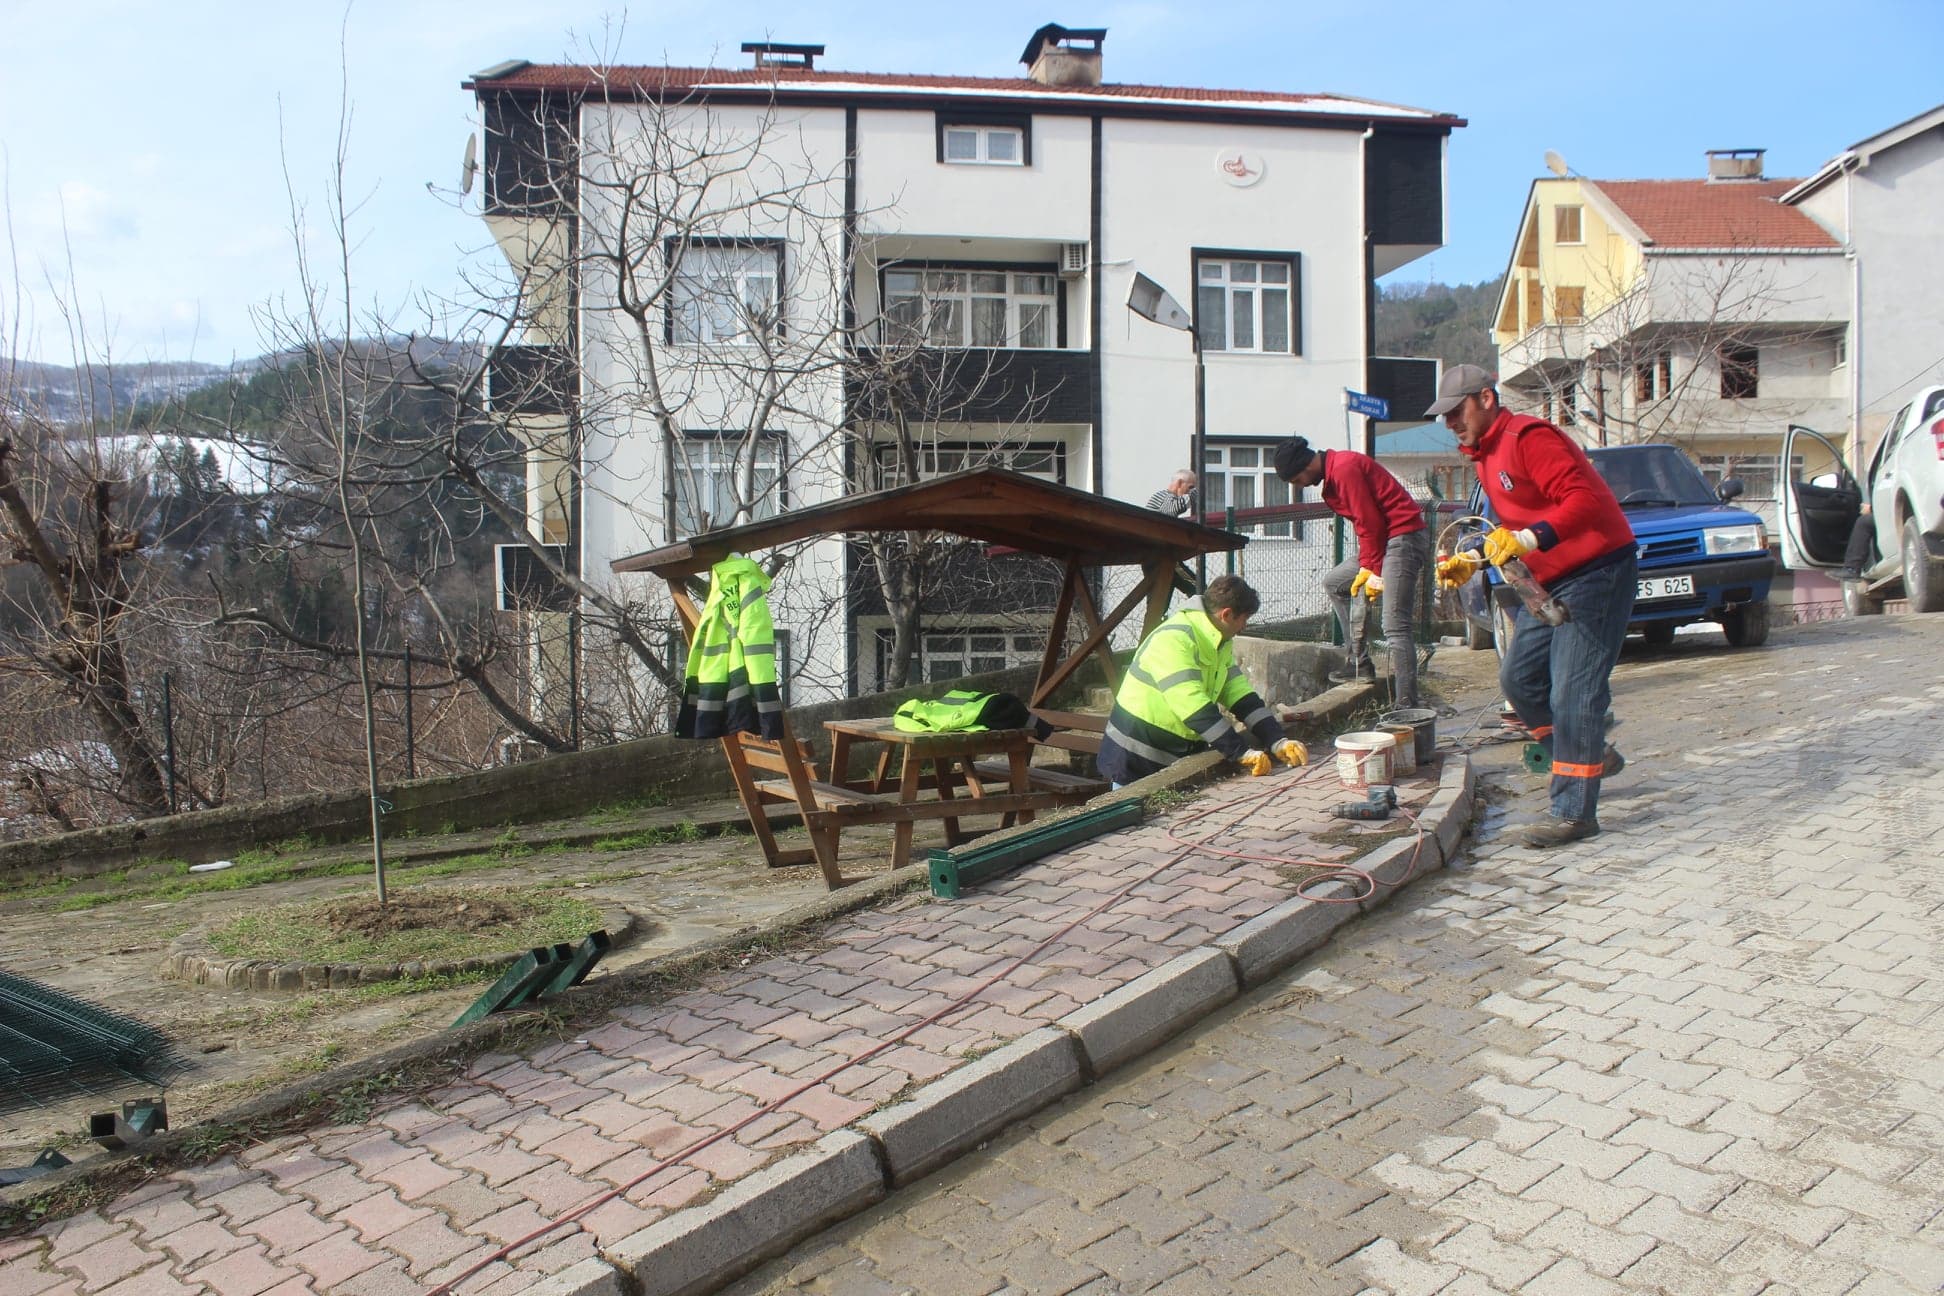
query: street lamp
1127 271 1208 585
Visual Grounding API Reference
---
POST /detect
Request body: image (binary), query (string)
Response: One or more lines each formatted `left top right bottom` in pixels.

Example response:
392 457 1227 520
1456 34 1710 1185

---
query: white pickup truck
1780 384 1944 614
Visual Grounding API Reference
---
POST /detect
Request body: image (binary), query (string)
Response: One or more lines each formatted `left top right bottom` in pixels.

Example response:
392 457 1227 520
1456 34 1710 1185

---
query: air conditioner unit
1058 243 1089 278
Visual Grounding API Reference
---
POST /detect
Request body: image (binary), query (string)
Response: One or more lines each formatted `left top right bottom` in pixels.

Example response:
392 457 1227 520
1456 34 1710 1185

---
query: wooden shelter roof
611 468 1247 579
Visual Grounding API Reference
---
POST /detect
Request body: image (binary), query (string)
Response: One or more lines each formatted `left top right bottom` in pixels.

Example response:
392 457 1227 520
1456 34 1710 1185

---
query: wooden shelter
612 468 1247 887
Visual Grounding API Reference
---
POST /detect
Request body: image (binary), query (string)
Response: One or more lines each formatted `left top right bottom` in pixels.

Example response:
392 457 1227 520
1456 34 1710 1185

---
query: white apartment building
466 26 1461 712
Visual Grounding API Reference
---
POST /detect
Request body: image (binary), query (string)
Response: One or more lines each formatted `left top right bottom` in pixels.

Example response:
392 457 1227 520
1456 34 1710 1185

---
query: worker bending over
1273 435 1430 705
1099 575 1307 786
1430 364 1634 848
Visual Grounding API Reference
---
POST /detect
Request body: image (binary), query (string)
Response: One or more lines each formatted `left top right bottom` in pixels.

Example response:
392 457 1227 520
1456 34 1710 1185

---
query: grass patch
342 968 498 1001
585 793 671 825
205 888 601 966
590 821 704 852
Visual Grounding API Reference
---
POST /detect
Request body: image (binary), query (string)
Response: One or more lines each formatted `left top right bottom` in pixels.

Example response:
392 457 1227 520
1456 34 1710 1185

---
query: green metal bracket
88 1097 168 1150
451 944 569 1028
930 799 1144 899
538 931 613 997
1522 742 1550 776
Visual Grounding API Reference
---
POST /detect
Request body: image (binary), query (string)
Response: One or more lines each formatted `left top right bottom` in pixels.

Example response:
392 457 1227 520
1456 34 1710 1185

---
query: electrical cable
425 758 1428 1295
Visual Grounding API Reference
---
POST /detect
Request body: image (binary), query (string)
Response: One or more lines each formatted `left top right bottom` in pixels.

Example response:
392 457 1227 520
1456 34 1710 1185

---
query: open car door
1778 424 1859 571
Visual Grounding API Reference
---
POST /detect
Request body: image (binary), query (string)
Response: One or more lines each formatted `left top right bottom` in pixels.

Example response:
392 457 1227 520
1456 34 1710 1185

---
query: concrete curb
568 753 1478 1296
858 1027 1083 1187
1060 946 1239 1078
607 1131 884 1296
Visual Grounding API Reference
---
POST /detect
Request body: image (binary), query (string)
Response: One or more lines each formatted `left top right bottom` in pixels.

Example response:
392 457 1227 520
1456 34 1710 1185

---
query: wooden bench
969 759 1108 797
751 778 893 814
1029 708 1107 757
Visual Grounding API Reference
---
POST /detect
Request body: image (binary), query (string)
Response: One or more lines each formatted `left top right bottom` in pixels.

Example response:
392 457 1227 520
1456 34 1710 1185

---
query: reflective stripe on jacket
1097 609 1284 785
675 555 783 740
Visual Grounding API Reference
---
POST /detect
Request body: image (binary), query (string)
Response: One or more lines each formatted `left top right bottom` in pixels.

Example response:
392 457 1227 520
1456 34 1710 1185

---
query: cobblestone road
728 616 1944 1296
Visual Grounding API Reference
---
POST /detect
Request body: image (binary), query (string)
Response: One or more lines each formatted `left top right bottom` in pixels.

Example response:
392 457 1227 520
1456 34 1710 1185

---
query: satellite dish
460 134 479 195
1544 150 1570 178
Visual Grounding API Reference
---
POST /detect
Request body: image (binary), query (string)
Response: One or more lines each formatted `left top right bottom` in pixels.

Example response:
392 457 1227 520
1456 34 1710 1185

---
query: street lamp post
1127 271 1207 586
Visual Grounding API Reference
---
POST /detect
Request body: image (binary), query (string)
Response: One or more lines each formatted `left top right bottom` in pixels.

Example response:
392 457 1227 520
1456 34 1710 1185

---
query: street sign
1345 389 1390 420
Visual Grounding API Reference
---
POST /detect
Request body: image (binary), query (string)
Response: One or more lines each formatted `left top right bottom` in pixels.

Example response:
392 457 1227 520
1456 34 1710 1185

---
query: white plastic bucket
1334 731 1397 790
1379 722 1419 776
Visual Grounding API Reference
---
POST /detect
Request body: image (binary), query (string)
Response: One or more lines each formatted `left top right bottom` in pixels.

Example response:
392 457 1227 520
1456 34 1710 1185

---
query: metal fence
1192 497 1471 644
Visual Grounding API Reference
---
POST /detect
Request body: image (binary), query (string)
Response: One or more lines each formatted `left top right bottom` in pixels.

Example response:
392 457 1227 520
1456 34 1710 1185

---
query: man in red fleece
1429 365 1635 848
1274 436 1430 707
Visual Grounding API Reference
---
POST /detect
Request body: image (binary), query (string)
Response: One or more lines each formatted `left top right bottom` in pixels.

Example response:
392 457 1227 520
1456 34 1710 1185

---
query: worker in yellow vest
1099 575 1306 786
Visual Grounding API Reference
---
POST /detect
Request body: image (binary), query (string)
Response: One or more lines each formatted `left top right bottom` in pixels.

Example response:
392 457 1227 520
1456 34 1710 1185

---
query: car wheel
1641 622 1677 647
1844 579 1883 617
1721 601 1771 647
1465 615 1494 650
1491 599 1518 663
1903 517 1944 613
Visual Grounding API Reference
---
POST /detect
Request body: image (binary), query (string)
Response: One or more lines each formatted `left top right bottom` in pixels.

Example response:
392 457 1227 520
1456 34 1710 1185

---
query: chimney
741 42 824 72
1020 24 1106 87
1705 148 1766 182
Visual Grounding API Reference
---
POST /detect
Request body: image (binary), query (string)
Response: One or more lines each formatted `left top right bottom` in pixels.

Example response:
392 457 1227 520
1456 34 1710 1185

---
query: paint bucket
1334 731 1397 790
1379 707 1438 767
1379 723 1419 776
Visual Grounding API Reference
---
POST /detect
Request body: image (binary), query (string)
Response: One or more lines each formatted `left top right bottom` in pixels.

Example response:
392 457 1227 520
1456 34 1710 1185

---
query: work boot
1328 662 1378 685
1519 817 1600 849
1601 744 1626 778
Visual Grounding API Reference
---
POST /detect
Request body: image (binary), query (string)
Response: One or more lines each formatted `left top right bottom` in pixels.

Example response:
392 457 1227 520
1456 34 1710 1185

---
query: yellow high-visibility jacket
675 555 783 740
1098 609 1283 784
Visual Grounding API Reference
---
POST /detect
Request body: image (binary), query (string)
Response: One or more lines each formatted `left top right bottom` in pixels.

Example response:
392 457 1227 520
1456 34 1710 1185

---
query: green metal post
1225 505 1236 575
1330 517 1346 646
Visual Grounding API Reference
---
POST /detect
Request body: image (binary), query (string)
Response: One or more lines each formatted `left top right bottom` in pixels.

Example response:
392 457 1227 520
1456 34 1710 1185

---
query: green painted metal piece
930 799 1144 899
450 945 567 1028
538 931 613 997
1522 742 1550 776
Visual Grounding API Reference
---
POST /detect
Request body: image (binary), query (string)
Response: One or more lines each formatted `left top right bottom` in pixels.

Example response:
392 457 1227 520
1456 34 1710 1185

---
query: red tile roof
467 63 1461 126
1594 179 1839 250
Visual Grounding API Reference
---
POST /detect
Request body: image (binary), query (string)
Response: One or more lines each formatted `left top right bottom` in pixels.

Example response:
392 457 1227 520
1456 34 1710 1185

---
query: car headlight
1703 524 1767 556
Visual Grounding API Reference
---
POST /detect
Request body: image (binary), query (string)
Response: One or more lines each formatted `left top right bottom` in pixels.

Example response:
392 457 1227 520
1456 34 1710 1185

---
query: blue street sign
1345 389 1390 420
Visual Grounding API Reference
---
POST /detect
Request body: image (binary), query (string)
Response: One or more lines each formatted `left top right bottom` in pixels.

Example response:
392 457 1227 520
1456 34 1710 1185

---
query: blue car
1459 443 1776 652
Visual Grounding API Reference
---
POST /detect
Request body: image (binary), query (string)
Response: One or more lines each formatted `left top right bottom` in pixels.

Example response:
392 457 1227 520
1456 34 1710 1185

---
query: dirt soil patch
327 890 526 936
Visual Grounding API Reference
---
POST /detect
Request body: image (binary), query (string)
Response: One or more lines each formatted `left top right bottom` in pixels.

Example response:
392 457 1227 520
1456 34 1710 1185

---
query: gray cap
1424 363 1497 417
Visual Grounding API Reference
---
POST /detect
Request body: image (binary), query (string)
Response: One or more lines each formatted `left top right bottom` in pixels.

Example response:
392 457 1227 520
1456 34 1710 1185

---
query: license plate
1636 574 1694 601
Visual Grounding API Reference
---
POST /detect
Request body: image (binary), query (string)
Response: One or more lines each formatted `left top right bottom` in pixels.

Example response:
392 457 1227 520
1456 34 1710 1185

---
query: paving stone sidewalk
2 748 1459 1296
720 616 1944 1296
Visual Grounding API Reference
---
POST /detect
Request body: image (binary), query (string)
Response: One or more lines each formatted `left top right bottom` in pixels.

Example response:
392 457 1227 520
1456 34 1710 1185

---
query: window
1719 344 1759 399
940 123 1026 166
882 269 1056 348
1554 286 1584 322
1633 351 1672 403
670 433 785 536
1835 331 1848 368
923 629 1040 681
1195 255 1297 354
669 243 781 345
1554 205 1583 244
1202 442 1297 538
872 441 1064 489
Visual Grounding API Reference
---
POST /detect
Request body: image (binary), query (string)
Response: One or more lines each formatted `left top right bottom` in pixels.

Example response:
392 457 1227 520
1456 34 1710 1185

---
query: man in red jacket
1429 365 1635 848
1274 436 1430 707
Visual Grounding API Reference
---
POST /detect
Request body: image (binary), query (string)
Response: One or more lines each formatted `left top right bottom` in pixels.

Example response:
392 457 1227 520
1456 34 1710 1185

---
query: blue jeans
1322 529 1431 707
1499 550 1636 823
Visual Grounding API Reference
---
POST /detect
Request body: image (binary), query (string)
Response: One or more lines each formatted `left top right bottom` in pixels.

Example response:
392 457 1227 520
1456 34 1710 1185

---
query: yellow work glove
1272 738 1308 768
1436 551 1483 589
1482 526 1538 567
1348 567 1376 599
1362 573 1385 601
1238 749 1274 777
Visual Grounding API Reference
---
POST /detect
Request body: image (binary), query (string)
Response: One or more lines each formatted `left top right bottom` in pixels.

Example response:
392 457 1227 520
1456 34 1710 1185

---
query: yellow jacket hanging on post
1098 609 1285 784
675 555 783 740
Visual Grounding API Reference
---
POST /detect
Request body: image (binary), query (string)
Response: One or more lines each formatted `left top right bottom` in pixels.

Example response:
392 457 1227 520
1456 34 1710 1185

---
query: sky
3 0 1940 366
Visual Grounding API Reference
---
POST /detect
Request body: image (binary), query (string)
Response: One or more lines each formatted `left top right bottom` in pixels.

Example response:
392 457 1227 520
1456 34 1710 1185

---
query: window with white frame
1554 205 1584 244
669 243 780 345
941 124 1024 166
877 627 1042 686
871 440 1064 489
671 433 785 536
1201 442 1297 537
1195 256 1296 353
883 269 1056 348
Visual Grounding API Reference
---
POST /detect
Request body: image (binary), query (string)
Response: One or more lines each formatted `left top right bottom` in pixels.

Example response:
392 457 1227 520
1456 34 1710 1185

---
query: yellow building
1491 150 1849 525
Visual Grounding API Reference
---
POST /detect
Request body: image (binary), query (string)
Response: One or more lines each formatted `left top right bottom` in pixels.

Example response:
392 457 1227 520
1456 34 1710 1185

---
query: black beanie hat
1273 436 1315 481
